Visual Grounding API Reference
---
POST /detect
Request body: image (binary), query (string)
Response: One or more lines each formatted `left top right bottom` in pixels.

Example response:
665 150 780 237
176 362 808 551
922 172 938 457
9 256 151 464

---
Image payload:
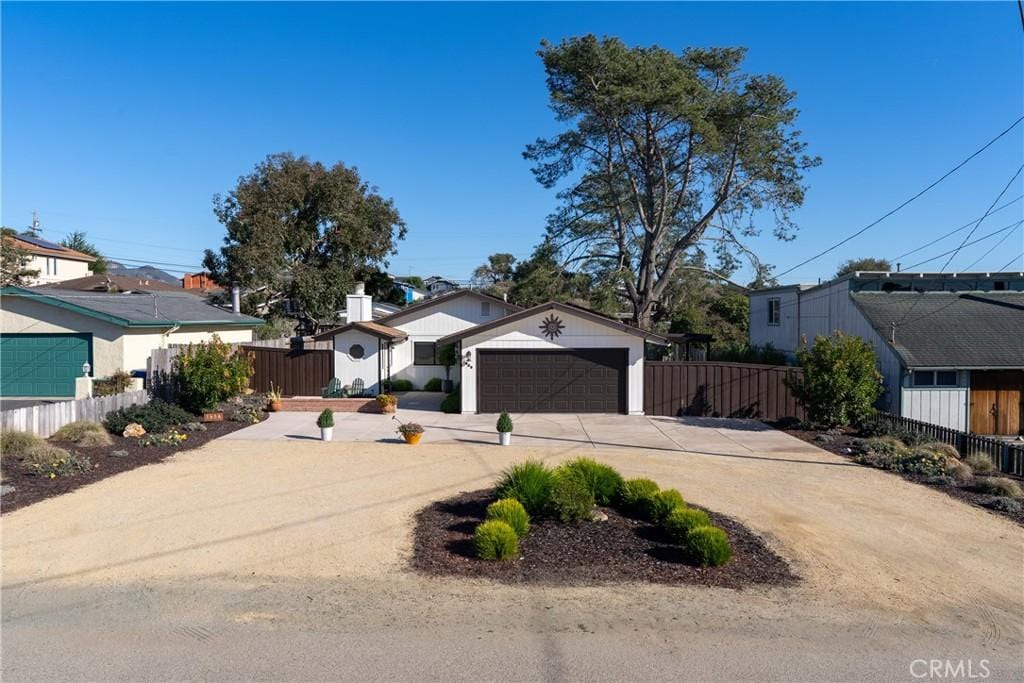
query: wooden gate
644 361 804 420
246 346 333 397
970 370 1024 435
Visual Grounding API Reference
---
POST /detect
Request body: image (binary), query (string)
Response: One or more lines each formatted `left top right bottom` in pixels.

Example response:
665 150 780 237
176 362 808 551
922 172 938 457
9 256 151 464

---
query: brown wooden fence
644 361 805 420
247 346 333 397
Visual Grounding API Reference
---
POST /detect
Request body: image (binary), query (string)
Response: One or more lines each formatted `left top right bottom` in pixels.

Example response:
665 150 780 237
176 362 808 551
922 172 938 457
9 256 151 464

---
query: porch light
82 361 91 377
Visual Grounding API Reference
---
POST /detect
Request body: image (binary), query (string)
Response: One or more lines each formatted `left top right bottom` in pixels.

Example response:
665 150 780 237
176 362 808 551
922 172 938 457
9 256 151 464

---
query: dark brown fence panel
644 361 805 421
245 346 333 397
866 412 1023 477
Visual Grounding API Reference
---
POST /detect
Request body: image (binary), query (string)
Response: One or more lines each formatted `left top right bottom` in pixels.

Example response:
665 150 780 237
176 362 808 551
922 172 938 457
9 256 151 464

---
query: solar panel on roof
17 234 67 251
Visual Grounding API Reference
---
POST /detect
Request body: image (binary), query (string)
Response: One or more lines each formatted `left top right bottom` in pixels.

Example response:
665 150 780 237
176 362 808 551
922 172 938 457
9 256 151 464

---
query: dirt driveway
3 419 1022 681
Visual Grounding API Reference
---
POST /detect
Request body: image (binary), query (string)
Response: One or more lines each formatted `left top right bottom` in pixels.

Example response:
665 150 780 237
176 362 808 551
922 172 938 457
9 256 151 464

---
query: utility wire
939 163 1024 272
776 114 1024 278
890 195 1023 261
964 224 1022 271
998 250 1024 270
902 220 1024 271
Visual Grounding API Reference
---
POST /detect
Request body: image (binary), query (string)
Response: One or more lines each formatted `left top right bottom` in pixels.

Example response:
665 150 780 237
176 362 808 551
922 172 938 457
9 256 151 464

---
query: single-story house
37 274 189 294
0 286 263 398
748 271 1024 435
314 283 667 414
2 233 96 285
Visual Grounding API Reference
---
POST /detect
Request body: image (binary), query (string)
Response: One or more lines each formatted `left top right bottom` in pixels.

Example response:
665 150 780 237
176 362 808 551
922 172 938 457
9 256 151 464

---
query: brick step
279 398 381 413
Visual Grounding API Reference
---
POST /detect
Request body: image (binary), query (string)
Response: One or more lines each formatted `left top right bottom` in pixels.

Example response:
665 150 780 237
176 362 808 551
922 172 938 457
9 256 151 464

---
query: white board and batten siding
332 329 384 394
0 389 149 437
899 371 970 431
458 309 646 415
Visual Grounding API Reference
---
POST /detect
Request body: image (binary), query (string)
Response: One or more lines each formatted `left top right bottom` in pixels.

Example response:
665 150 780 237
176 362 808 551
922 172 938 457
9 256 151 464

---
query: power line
963 224 1022 271
902 220 1023 271
890 195 1023 261
776 114 1024 279
939 163 1024 272
998 250 1024 271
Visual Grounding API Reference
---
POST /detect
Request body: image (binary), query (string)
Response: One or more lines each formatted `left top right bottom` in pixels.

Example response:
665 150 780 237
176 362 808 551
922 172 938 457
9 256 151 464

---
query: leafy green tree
203 153 406 332
471 253 517 298
173 336 254 413
524 36 819 328
402 275 424 289
785 332 883 427
508 241 594 308
60 231 108 274
1 227 40 286
836 257 892 277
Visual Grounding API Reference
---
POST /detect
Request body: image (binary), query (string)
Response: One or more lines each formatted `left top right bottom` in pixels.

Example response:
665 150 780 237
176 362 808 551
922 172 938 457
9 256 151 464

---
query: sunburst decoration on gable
539 313 565 340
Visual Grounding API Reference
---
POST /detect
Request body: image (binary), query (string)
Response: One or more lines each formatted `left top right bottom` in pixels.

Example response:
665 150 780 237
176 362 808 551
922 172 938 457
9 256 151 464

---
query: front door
970 371 1024 435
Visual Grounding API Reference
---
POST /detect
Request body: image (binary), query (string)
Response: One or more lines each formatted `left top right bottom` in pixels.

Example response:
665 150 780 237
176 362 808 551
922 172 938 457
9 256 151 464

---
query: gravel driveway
3 419 1021 681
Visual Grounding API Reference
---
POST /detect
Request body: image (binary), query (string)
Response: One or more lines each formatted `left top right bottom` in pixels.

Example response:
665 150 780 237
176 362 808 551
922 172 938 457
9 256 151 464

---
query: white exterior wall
332 329 384 394
121 327 254 374
457 310 646 415
748 289 801 354
25 255 92 284
900 385 969 431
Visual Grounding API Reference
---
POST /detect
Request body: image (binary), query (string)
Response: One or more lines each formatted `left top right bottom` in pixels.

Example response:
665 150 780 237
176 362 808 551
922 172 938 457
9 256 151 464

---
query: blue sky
3 2 1022 284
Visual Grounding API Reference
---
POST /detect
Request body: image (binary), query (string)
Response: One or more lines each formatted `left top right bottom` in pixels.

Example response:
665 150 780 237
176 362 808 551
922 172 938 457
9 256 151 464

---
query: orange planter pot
268 400 282 412
380 404 397 414
403 433 422 445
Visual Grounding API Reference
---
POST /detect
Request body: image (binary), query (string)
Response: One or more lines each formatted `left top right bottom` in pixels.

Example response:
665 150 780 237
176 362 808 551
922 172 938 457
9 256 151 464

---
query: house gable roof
1 287 264 329
35 275 188 294
321 320 408 342
314 289 518 339
3 235 97 263
435 301 669 347
851 291 1024 369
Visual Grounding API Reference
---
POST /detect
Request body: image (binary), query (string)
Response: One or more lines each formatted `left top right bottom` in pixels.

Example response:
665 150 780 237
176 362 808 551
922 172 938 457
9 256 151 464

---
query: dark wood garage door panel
477 349 627 414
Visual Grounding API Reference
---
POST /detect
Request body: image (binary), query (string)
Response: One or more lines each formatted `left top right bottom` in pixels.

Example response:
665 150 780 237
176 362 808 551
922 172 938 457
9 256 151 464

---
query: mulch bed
1 418 258 515
411 489 798 588
771 422 1024 527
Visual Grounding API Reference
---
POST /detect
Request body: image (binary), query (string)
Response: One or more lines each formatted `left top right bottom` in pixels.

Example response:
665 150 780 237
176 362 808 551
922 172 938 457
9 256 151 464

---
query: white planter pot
498 431 511 446
321 427 333 441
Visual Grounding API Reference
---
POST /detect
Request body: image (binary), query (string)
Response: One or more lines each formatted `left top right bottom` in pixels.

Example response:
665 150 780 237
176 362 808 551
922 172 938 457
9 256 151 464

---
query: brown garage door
477 349 628 414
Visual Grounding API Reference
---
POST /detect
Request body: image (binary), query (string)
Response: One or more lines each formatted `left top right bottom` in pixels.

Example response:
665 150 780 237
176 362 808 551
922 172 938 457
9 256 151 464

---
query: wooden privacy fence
868 412 1024 477
0 390 149 437
247 346 332 396
644 361 805 421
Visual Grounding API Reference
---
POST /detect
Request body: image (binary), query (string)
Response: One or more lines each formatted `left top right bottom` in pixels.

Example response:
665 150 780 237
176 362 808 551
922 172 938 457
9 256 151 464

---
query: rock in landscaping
815 434 835 444
0 484 14 497
122 423 146 438
590 509 609 522
110 450 130 458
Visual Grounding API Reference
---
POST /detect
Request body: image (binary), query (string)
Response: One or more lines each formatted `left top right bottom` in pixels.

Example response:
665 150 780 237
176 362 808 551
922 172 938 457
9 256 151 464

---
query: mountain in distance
106 261 181 285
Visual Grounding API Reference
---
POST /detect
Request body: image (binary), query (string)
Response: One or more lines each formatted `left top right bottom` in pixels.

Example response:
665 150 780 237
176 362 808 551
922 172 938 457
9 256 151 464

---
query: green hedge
474 520 519 560
485 498 530 537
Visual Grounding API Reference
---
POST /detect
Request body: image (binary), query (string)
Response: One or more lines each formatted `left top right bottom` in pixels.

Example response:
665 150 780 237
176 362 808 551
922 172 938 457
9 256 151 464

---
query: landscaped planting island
412 458 796 588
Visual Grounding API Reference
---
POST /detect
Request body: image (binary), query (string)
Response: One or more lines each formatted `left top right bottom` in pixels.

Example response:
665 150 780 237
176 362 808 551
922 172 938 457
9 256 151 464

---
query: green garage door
0 333 93 398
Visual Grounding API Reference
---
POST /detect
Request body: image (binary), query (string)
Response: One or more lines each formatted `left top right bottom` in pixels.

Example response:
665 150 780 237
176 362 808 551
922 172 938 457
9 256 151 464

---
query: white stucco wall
457 309 646 415
25 255 91 284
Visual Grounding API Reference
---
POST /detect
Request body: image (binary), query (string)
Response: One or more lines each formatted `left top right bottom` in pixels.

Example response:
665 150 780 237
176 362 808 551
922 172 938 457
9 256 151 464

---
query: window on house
414 342 438 365
767 298 781 326
481 301 490 317
994 281 1007 291
45 257 57 275
913 371 958 387
348 344 365 360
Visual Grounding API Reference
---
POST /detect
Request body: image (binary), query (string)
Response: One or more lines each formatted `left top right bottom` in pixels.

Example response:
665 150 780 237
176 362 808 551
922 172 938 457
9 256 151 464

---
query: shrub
317 409 334 428
973 477 1023 499
440 390 460 414
496 411 513 434
173 336 254 413
944 458 973 485
863 436 909 457
686 525 733 567
644 489 686 523
921 441 960 460
485 498 530 537
139 431 189 447
228 405 263 425
53 421 112 447
104 400 194 435
965 453 997 475
180 422 207 432
473 520 519 561
549 471 595 523
494 460 557 516
984 497 1022 514
558 458 624 505
2 430 43 455
24 445 92 478
423 378 443 392
396 422 424 438
618 478 660 515
710 341 787 366
376 394 398 408
93 369 135 397
897 449 949 477
785 332 883 427
663 507 712 544
389 379 414 392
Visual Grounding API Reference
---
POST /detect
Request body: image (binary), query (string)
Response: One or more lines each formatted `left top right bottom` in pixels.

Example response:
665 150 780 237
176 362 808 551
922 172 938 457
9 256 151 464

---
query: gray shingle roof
851 291 1024 368
5 287 263 328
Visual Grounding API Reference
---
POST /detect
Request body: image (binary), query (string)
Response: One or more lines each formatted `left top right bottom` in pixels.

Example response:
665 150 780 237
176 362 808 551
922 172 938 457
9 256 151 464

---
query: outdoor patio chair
346 378 365 397
321 377 345 398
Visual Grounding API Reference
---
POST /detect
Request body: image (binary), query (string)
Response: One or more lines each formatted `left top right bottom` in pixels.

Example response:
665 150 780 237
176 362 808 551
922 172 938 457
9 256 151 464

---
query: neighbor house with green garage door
0 286 262 399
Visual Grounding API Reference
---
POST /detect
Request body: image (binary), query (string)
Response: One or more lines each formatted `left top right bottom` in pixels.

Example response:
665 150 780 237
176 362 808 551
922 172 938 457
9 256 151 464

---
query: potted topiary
496 410 513 446
396 421 425 445
317 409 334 441
376 393 398 414
267 383 283 412
438 344 459 394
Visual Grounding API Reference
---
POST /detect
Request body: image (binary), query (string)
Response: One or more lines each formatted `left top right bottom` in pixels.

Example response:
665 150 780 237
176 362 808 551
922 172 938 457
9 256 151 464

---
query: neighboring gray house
748 271 1024 435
